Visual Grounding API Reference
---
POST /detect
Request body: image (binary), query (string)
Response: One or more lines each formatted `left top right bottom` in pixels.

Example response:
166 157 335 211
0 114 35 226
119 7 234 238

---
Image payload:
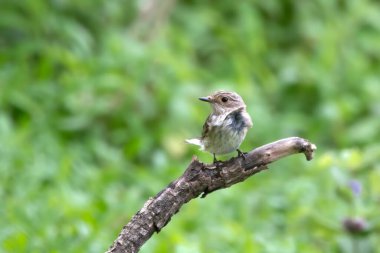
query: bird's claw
212 154 223 168
237 149 247 159
213 154 220 164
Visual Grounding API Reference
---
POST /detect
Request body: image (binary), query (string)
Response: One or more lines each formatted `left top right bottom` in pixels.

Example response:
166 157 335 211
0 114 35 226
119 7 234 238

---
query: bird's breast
203 110 251 155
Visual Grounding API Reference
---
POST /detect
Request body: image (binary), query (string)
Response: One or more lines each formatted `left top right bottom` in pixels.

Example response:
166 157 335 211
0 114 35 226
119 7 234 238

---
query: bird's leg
237 149 247 159
213 153 218 164
212 154 223 168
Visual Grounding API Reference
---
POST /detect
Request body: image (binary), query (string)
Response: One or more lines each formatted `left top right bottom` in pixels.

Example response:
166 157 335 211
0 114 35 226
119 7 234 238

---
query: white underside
202 126 247 154
186 121 249 155
186 108 252 155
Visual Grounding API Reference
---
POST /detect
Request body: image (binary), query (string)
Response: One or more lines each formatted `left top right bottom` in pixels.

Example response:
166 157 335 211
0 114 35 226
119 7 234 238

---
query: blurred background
1 0 380 252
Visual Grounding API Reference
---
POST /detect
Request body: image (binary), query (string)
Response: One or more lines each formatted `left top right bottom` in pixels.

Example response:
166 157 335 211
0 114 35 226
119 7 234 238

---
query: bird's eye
221 97 228 103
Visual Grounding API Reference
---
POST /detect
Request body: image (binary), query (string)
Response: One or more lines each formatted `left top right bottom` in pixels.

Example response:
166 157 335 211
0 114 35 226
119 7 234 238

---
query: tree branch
106 137 317 253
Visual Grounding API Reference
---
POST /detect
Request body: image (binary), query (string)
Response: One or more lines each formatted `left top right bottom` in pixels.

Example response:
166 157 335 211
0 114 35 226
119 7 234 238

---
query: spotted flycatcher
186 91 253 163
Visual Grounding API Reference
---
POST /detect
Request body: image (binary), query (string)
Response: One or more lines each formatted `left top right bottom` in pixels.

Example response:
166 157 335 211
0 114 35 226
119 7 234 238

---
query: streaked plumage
186 91 252 163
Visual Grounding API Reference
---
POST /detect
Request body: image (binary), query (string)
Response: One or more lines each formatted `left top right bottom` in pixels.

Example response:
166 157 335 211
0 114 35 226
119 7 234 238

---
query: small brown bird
186 91 253 163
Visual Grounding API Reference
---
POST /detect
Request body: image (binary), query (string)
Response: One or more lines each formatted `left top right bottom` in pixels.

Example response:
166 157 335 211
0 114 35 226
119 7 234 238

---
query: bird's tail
185 138 203 149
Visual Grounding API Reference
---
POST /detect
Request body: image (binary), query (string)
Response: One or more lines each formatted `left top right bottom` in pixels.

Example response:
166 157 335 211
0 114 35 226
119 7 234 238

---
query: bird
186 91 253 163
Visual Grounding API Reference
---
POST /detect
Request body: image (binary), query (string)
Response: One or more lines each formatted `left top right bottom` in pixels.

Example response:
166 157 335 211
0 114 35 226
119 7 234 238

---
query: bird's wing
227 107 253 128
201 114 212 139
186 114 219 148
238 108 253 128
201 113 229 139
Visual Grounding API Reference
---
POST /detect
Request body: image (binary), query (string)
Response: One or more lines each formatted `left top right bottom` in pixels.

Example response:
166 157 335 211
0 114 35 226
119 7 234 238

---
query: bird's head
199 91 246 115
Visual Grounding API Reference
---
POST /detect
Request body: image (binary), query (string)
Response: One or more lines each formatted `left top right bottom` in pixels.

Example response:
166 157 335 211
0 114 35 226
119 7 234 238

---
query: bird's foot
237 149 247 159
214 161 224 168
213 154 223 168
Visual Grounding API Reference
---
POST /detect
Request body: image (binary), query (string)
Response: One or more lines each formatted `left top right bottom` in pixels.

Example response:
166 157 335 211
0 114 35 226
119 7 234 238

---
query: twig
106 137 317 253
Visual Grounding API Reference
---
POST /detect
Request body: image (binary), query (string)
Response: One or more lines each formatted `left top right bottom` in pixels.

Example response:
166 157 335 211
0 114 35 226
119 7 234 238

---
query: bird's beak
199 96 212 103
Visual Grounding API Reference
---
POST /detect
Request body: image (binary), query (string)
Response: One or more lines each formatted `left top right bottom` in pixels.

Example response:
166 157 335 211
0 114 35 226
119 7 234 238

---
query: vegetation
1 0 379 252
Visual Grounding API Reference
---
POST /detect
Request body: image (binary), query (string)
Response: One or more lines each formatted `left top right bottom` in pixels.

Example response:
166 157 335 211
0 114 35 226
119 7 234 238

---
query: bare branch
106 137 317 253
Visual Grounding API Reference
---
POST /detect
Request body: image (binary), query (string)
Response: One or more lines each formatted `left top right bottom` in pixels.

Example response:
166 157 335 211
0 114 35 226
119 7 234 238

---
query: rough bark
106 137 317 253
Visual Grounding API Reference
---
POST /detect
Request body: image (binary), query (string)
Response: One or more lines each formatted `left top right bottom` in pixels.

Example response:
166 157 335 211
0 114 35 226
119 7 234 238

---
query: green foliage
1 0 380 252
